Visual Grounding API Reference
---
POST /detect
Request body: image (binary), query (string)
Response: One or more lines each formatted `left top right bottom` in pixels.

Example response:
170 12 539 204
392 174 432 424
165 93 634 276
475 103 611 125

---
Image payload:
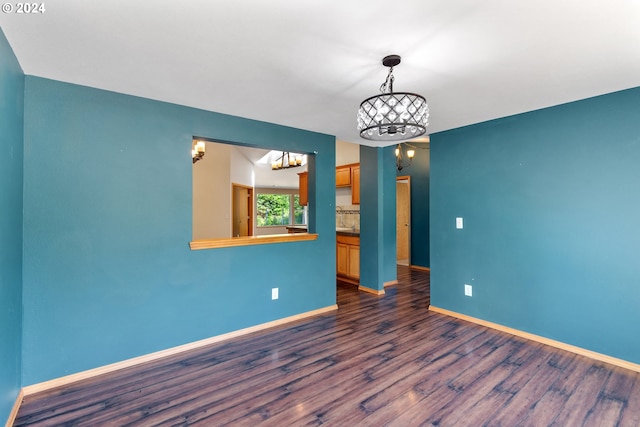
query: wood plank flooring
14 267 640 426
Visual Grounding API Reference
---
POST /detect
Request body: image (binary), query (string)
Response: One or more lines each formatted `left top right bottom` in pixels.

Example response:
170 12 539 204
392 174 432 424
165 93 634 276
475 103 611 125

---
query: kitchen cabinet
336 165 351 187
298 171 308 206
336 163 360 205
337 233 360 284
348 245 360 278
337 242 349 276
351 165 360 205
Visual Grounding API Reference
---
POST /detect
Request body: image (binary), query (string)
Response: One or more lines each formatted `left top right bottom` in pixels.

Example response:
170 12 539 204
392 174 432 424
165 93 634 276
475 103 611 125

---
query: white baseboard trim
429 305 640 373
4 388 23 427
358 285 385 295
23 304 338 396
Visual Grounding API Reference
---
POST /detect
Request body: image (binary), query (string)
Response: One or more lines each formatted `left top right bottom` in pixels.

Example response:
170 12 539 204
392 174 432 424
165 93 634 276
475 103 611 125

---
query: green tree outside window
257 193 306 227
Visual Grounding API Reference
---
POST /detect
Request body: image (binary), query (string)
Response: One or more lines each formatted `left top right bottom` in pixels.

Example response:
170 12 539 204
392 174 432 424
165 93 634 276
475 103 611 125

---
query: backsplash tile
336 205 360 230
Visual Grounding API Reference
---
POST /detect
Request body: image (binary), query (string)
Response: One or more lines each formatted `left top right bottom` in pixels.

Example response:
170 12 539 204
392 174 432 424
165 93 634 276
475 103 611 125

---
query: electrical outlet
464 284 472 297
456 217 464 229
271 288 279 300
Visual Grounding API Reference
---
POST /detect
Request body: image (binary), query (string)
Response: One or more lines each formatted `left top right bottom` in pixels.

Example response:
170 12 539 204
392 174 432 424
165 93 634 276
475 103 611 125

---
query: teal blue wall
397 144 430 268
381 145 397 283
430 86 640 364
0 28 24 422
22 77 336 385
360 145 396 291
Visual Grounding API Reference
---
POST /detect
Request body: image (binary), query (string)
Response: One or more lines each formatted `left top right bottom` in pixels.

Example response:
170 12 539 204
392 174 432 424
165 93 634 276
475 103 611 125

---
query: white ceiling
2 1 640 146
233 144 306 188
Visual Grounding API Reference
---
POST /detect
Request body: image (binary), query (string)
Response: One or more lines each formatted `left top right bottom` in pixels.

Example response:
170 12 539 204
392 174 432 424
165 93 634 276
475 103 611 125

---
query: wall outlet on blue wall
464 284 472 297
271 288 279 300
456 217 464 229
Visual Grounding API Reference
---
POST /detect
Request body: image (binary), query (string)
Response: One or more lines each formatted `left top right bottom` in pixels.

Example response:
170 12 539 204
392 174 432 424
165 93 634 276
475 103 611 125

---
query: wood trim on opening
190 233 318 250
410 265 430 272
429 305 640 374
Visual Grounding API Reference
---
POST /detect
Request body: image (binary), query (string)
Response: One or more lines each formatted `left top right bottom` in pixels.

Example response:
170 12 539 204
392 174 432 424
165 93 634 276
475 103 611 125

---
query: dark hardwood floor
14 267 640 426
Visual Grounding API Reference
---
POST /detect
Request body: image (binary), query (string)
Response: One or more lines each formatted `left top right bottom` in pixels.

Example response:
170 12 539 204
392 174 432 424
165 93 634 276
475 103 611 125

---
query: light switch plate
456 217 464 229
464 284 472 297
271 288 279 300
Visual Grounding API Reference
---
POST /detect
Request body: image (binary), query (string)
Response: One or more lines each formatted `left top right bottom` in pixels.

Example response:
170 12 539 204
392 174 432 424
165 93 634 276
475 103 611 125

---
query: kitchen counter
337 228 360 237
286 226 308 233
286 226 360 236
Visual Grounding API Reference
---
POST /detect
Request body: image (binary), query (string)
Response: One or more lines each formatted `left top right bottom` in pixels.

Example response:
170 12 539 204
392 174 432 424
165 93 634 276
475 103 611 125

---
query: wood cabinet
351 165 360 205
348 245 360 278
336 242 349 276
337 234 360 284
298 171 308 206
336 163 361 205
336 165 351 187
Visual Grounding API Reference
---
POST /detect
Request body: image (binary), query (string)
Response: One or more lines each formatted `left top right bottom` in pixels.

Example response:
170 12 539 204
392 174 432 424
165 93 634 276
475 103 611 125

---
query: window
256 192 307 227
293 195 305 225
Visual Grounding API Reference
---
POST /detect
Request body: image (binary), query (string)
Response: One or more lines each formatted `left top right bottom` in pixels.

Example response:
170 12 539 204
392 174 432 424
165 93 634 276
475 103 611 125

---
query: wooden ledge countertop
190 233 318 250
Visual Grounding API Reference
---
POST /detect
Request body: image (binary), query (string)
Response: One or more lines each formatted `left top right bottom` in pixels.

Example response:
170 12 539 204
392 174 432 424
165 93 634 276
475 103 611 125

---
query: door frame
396 176 411 266
231 183 254 237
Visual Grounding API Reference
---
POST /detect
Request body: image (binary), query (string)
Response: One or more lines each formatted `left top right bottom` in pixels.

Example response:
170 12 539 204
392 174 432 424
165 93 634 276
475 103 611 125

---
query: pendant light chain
381 67 395 93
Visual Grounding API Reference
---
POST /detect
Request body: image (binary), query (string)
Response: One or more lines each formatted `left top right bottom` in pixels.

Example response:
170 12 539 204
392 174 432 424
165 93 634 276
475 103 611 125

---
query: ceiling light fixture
357 55 429 142
192 140 205 164
271 151 303 170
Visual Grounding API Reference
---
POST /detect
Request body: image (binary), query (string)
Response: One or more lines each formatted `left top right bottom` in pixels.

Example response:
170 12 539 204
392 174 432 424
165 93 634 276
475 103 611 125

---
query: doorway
232 183 254 237
396 176 411 266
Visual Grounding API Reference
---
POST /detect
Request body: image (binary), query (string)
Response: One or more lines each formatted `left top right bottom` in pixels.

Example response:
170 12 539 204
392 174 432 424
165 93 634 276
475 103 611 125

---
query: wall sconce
395 143 415 171
192 141 205 164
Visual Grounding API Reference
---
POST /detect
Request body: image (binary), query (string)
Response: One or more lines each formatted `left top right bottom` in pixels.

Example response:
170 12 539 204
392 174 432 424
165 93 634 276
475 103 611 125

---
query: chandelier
357 55 429 142
192 140 205 164
271 151 303 170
